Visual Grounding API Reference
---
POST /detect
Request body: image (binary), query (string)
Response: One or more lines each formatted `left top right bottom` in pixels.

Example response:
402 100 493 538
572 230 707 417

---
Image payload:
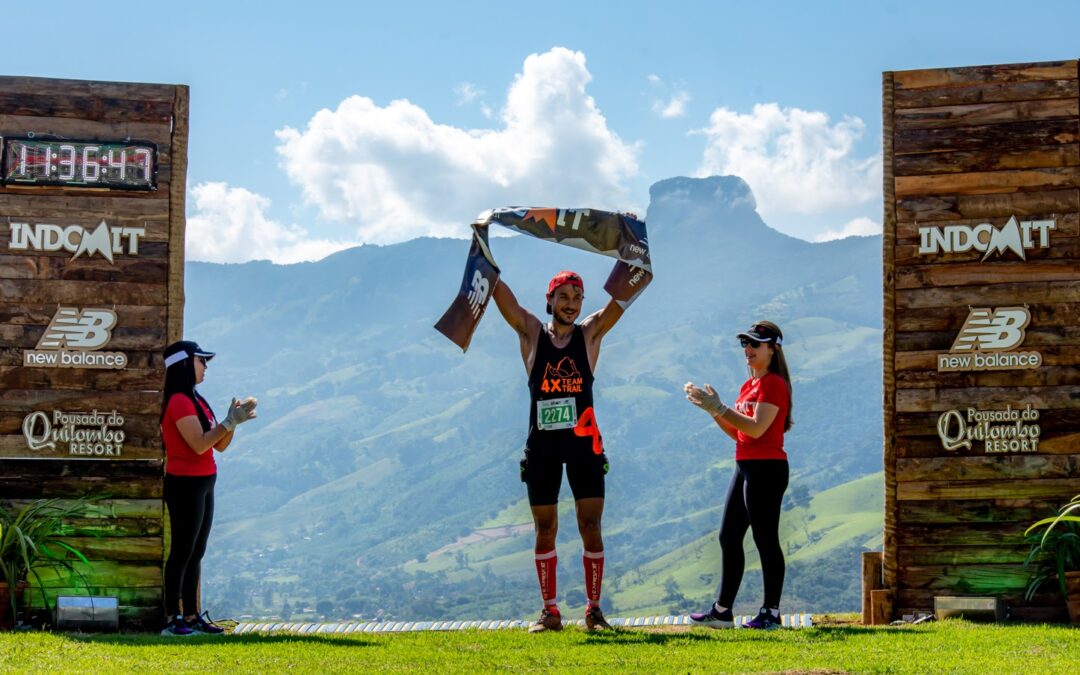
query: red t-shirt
734 372 790 461
161 394 218 476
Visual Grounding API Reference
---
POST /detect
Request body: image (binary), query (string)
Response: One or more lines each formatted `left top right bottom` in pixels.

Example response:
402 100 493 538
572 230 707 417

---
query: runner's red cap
547 271 584 297
546 271 584 314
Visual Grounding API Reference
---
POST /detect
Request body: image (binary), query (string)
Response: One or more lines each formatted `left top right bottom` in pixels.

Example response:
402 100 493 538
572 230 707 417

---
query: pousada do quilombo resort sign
880 58 1080 623
0 76 189 628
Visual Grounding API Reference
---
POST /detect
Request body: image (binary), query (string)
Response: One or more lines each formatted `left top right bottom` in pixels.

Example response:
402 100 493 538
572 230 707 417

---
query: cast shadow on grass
64 632 379 649
585 625 931 646
787 626 929 643
583 629 720 645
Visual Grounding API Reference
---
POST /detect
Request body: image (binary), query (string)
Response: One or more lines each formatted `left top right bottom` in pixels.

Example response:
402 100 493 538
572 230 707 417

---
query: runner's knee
577 513 601 537
534 517 558 541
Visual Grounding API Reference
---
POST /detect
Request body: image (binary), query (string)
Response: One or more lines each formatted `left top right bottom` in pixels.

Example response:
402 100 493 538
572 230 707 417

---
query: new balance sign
937 307 1042 372
23 307 128 369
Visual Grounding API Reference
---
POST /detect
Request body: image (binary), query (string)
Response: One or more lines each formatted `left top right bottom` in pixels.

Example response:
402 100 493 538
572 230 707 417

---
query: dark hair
160 351 214 432
757 320 793 432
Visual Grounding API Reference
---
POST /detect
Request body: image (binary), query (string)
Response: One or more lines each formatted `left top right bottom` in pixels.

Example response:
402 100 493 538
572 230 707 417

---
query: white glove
684 382 728 417
222 397 258 431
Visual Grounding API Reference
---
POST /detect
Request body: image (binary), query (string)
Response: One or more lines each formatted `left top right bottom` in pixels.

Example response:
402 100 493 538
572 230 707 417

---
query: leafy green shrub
1024 494 1080 600
0 499 93 619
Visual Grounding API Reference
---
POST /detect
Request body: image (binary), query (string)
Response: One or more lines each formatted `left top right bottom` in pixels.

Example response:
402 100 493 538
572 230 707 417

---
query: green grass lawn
1 619 1076 673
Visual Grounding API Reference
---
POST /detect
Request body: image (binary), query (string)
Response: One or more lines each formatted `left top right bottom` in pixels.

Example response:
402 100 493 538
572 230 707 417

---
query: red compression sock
583 550 604 608
534 550 558 608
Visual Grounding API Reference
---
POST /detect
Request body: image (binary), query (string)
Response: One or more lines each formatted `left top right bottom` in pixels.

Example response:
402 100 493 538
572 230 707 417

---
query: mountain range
184 175 885 620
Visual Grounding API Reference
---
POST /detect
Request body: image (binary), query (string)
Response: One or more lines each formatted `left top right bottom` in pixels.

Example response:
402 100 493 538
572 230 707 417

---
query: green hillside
608 472 883 616
400 472 883 618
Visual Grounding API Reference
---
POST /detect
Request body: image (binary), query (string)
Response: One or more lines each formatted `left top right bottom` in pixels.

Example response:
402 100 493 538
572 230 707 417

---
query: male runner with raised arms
492 270 626 632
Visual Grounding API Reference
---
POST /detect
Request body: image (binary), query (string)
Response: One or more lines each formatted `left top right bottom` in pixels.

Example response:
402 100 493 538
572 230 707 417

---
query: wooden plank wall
883 60 1080 622
0 76 188 627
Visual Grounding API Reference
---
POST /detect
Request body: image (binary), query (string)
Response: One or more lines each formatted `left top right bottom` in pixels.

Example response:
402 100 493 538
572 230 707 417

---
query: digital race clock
2 137 157 189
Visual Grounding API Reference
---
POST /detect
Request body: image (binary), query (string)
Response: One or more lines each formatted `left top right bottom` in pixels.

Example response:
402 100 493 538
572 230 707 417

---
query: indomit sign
8 220 145 262
918 216 1055 260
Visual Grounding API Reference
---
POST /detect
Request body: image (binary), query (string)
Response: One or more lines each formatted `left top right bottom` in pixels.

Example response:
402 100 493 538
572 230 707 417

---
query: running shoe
161 615 194 636
585 605 613 631
689 603 734 629
744 607 782 630
186 610 225 634
528 607 563 633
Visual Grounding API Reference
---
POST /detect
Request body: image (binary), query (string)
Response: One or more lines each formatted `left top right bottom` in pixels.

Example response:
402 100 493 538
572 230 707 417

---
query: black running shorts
520 445 608 506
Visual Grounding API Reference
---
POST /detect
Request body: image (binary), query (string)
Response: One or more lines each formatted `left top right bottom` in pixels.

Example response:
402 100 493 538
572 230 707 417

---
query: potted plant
0 499 93 630
1024 494 1080 624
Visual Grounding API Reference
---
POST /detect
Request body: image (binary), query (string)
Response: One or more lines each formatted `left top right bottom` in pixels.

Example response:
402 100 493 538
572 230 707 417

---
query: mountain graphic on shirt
543 357 580 380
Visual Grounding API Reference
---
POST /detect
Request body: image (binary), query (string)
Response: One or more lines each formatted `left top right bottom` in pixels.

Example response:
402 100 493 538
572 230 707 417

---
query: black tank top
527 324 595 452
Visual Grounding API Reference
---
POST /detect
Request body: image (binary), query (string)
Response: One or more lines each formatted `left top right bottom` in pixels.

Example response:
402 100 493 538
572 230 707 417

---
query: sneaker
161 615 194 636
584 605 613 631
187 611 225 634
528 607 563 633
744 607 782 630
689 603 734 629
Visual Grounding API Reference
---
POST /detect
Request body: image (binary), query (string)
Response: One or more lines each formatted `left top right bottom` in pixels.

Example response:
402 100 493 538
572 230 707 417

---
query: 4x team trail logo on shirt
541 356 583 394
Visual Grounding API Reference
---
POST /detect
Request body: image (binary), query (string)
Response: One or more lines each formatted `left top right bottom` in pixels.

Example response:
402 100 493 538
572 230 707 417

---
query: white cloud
454 82 484 105
646 74 690 119
696 103 881 222
186 182 356 264
813 216 882 242
275 47 639 244
653 91 690 118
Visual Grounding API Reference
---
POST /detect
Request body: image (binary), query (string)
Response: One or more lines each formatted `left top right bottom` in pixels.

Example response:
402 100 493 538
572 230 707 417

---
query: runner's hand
223 397 258 430
684 382 728 416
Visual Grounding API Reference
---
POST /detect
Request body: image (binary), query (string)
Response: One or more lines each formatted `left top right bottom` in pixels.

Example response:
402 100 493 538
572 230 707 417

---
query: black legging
163 473 216 617
717 459 789 609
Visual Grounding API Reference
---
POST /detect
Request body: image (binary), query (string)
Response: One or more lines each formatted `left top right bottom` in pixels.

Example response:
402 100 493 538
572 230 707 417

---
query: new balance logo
24 307 128 369
950 307 1029 352
37 308 116 350
938 307 1041 372
8 220 145 263
466 270 489 319
918 216 1055 260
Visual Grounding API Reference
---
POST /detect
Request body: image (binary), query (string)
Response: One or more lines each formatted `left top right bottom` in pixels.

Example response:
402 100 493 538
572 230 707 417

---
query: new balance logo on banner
938 307 1041 372
24 307 128 369
466 270 489 319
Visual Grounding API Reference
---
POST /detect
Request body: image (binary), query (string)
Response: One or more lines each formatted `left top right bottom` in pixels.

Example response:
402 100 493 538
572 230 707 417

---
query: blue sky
7 1 1079 262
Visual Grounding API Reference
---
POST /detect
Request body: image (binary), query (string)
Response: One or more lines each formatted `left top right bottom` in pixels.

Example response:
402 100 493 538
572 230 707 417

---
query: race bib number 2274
537 397 577 430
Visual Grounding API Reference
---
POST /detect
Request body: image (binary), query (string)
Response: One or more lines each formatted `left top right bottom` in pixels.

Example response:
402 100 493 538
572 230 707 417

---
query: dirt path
430 523 534 557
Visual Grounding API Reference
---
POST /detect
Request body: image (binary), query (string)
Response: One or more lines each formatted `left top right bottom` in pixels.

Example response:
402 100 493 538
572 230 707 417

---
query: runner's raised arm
581 296 626 370
492 279 542 371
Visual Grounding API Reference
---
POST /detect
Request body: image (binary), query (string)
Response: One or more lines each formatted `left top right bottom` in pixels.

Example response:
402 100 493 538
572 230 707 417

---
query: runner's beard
553 310 577 327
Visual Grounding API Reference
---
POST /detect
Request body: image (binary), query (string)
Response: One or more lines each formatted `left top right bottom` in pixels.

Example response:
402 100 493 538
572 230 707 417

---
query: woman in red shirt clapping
685 321 793 630
159 340 257 636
